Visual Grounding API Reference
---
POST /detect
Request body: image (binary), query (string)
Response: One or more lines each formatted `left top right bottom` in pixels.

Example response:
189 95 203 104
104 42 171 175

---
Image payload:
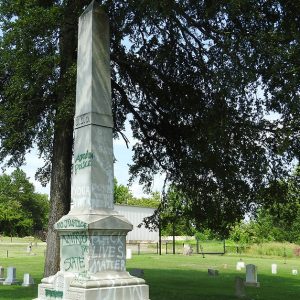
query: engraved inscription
75 114 90 127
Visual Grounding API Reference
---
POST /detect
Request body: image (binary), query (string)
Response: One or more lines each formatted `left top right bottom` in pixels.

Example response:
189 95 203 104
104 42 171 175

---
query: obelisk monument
34 1 149 299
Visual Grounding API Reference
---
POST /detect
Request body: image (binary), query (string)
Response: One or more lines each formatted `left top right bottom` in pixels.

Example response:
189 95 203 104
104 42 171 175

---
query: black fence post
166 242 168 254
196 239 199 254
223 240 226 254
138 243 140 255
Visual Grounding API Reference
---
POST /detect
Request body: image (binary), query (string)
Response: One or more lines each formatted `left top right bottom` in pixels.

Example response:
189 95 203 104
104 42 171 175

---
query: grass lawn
1 252 300 299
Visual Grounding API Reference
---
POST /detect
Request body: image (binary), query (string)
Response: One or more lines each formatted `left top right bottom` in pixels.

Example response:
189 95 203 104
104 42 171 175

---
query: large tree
0 0 299 275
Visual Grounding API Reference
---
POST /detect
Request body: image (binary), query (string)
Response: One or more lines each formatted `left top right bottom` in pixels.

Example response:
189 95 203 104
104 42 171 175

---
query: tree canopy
0 0 299 274
0 169 49 236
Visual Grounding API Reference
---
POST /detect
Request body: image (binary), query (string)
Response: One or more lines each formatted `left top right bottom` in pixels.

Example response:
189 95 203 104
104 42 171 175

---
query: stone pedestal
34 212 149 300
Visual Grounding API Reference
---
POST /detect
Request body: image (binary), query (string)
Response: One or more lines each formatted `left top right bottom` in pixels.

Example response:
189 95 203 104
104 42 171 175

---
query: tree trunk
44 120 73 277
43 1 85 277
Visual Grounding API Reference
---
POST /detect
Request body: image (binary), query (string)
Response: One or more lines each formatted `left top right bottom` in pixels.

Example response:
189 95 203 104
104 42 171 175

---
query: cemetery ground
1 239 300 299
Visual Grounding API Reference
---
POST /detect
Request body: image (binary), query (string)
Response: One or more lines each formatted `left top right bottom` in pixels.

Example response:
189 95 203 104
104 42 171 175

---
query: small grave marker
3 267 19 285
208 268 219 276
272 264 277 274
126 249 132 259
22 273 34 287
245 264 260 287
236 261 245 271
292 269 298 275
183 244 193 256
235 276 246 298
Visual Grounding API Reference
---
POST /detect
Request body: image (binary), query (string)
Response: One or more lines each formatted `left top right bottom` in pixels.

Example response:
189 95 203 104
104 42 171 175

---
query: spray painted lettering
64 256 85 272
56 219 87 229
74 151 94 174
45 289 63 298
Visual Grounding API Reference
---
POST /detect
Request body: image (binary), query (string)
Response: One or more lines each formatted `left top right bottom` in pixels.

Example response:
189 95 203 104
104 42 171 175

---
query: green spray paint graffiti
74 151 94 174
45 289 63 298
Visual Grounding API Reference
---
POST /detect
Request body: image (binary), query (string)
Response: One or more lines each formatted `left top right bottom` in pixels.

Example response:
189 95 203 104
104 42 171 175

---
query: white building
115 204 159 242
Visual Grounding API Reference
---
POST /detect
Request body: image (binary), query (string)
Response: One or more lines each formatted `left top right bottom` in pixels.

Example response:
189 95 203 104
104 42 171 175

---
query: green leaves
0 169 49 236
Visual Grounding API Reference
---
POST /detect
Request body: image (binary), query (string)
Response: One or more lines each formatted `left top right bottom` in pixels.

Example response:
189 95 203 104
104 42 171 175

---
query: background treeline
2 169 300 247
0 169 49 237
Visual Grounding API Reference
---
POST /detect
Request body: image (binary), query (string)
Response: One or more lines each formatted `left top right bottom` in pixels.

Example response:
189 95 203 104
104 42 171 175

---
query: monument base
34 271 149 300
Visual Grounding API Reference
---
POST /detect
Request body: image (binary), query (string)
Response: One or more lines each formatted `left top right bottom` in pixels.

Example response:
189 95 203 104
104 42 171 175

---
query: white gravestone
0 266 5 284
271 264 277 274
3 267 19 285
245 264 260 287
236 261 245 271
22 273 35 287
292 269 298 275
126 249 132 259
34 1 149 299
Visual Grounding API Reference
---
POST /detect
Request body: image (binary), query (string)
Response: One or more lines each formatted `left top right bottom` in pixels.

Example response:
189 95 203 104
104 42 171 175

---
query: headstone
3 267 19 285
236 261 245 271
208 268 219 276
292 269 298 275
126 248 132 259
27 245 32 253
271 264 277 274
0 266 5 284
22 273 34 287
183 244 193 255
130 269 144 278
34 2 149 299
245 264 260 287
235 277 246 298
223 263 228 269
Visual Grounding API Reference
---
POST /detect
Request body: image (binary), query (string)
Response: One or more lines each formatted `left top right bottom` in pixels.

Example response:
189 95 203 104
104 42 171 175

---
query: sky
6 120 164 198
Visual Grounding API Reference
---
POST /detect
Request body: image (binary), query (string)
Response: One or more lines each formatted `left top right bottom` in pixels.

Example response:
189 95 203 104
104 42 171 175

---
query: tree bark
44 120 73 277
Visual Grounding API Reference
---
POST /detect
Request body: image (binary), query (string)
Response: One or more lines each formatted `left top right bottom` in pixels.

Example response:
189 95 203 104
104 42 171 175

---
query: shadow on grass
129 268 300 300
0 284 38 300
1 269 300 300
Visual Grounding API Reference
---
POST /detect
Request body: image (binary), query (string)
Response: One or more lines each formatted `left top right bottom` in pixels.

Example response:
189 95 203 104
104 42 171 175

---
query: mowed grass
1 249 300 299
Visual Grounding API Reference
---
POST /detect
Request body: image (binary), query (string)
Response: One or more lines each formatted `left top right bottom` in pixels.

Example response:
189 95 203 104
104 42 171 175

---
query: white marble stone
271 263 277 274
236 261 245 271
3 266 19 285
126 248 132 259
22 273 35 287
292 269 298 275
245 264 260 287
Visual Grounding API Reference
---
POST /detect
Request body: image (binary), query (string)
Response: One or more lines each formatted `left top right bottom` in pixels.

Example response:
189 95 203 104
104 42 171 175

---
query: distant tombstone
126 249 132 259
245 264 260 287
223 264 228 269
208 268 219 276
130 269 144 278
236 261 245 271
271 264 277 274
292 269 298 275
3 267 19 285
183 244 193 256
0 266 5 284
235 276 246 298
22 273 34 287
26 245 32 253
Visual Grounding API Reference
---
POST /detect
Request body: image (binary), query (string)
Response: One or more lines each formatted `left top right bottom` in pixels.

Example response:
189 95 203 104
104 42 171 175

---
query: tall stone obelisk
34 1 149 299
